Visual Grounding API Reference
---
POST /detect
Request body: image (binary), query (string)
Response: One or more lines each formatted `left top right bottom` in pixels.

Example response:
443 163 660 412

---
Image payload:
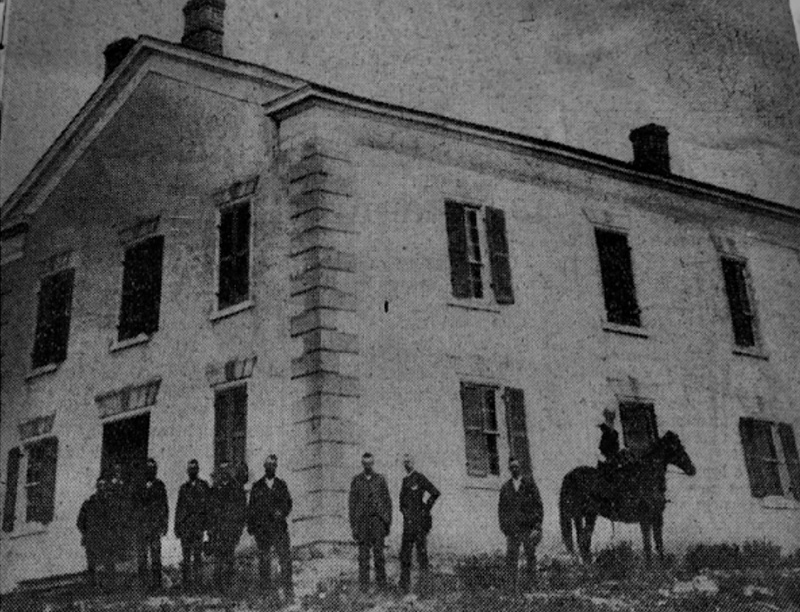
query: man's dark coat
348 472 392 542
174 478 211 541
132 478 169 537
399 471 440 535
209 480 246 552
247 476 292 545
498 476 543 536
77 493 114 557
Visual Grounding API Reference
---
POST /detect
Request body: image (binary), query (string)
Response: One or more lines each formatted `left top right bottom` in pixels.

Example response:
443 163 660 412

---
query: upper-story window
118 235 164 341
31 262 75 369
445 201 514 304
594 228 641 327
720 257 758 349
218 200 251 311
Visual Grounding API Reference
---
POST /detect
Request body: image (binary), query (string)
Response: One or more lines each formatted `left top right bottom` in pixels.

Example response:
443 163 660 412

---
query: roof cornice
264 85 800 225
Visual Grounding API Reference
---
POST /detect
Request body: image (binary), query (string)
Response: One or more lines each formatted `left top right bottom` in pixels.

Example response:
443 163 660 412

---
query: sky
0 0 799 207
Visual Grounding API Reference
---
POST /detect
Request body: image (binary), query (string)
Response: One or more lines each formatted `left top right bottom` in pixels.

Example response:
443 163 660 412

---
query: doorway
101 412 150 491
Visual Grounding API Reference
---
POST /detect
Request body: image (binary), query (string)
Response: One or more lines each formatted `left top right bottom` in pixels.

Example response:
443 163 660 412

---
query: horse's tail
559 471 576 554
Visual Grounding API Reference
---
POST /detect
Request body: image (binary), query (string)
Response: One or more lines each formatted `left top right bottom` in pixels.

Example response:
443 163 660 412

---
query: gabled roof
0 36 305 229
3 35 799 233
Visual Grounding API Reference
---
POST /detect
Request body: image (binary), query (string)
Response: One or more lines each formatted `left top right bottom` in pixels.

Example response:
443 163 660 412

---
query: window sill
464 476 502 491
602 322 649 338
733 346 769 361
8 524 48 540
760 496 799 510
210 299 255 322
447 301 501 314
109 333 151 353
25 363 60 382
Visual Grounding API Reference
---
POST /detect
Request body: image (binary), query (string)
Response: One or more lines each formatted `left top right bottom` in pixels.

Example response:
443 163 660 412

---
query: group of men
77 450 544 598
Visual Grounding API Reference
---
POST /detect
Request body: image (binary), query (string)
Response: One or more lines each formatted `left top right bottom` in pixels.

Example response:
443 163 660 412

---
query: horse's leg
640 521 652 567
580 514 596 563
653 513 665 564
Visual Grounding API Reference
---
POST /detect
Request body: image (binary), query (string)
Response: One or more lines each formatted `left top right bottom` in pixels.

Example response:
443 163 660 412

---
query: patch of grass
593 541 636 581
742 540 781 568
684 543 742 572
454 554 507 592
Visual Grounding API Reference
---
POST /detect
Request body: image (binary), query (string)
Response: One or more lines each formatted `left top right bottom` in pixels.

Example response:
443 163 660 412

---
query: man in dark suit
175 459 210 590
247 454 294 603
498 457 543 592
209 463 247 593
132 458 169 590
348 452 392 592
77 477 115 590
398 454 440 594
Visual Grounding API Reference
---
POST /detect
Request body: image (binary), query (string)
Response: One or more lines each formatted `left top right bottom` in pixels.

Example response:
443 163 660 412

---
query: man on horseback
597 408 620 476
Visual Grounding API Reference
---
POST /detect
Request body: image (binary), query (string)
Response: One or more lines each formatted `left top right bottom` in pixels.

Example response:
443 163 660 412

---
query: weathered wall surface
2 0 799 205
276 105 800 558
0 72 295 591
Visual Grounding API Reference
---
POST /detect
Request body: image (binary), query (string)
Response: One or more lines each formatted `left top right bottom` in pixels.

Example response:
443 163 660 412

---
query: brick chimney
103 38 137 78
182 0 226 56
629 123 670 175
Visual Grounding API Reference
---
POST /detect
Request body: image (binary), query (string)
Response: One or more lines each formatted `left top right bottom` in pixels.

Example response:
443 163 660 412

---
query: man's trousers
256 530 293 597
399 530 429 592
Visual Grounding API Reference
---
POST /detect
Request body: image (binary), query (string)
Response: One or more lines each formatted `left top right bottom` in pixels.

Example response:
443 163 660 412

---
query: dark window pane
214 386 247 470
32 269 74 368
119 236 164 340
619 402 658 453
595 229 640 327
218 202 251 309
721 258 756 348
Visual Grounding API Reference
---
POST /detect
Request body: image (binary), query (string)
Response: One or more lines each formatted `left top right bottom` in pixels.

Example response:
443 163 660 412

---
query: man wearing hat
398 454 440 594
598 408 620 469
175 459 210 590
247 454 294 603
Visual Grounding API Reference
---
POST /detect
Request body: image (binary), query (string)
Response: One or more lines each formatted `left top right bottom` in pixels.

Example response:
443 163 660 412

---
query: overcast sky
1 0 798 206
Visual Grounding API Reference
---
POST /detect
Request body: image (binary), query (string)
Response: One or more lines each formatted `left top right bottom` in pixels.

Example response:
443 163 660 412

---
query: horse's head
660 431 696 476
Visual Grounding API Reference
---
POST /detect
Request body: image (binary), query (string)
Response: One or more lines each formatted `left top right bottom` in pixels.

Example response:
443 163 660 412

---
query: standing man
247 455 294 603
77 477 115 590
209 463 247 593
348 452 392 592
398 454 440 594
132 458 169 591
175 459 210 591
107 461 131 562
498 457 543 592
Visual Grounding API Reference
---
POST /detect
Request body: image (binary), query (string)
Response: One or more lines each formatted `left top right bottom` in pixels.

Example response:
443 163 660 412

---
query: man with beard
398 454 440 594
175 459 210 590
348 452 392 592
247 455 294 603
132 458 169 590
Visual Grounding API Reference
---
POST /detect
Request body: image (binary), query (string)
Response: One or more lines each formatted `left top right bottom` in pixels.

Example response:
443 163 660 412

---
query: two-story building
1 1 798 592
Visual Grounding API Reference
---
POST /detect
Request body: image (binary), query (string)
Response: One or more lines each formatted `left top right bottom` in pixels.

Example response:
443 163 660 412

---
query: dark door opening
101 412 150 485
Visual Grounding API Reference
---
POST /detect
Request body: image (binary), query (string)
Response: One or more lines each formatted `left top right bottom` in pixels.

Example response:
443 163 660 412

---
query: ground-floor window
24 437 59 524
460 382 532 478
739 418 800 500
619 401 658 454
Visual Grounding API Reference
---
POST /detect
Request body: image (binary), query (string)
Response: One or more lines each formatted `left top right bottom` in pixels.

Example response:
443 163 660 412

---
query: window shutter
460 383 489 476
2 447 21 533
739 418 767 498
214 390 231 468
721 258 755 347
778 423 800 501
38 438 59 524
231 386 248 467
503 387 532 476
485 207 514 304
595 229 640 327
445 202 470 298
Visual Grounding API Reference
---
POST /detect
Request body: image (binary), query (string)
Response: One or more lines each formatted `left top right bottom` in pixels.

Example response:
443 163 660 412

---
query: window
2 447 22 532
118 235 164 341
24 437 59 524
217 201 251 310
739 418 800 500
619 401 658 453
594 228 641 327
460 383 531 477
31 268 75 369
721 257 757 348
445 202 514 304
214 385 247 470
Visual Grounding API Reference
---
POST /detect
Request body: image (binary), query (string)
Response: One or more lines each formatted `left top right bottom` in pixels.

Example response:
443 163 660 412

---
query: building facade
1 26 799 592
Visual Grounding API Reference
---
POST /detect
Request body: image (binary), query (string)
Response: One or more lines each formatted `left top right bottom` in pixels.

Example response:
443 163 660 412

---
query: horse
559 430 696 565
